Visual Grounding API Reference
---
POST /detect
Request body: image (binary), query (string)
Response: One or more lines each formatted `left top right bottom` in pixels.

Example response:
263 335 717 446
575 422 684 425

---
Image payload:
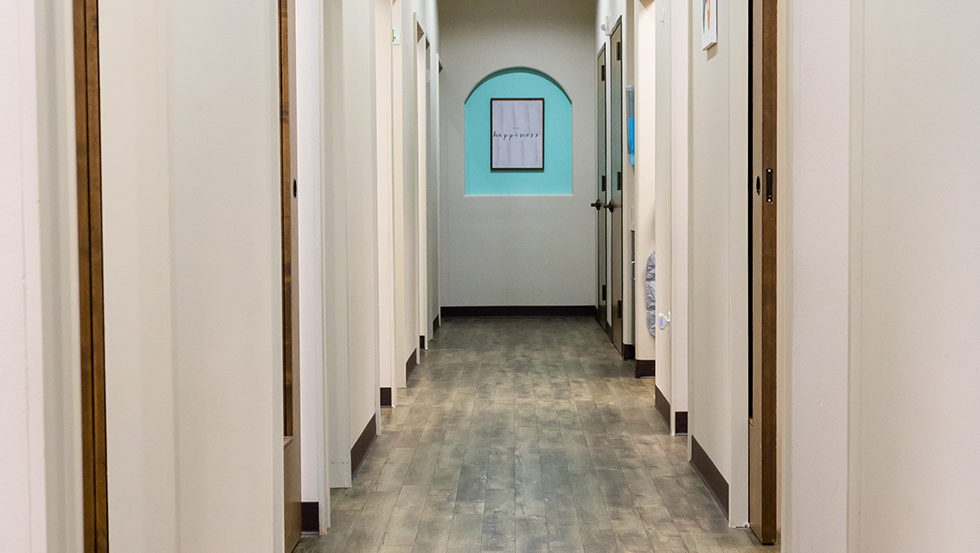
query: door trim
73 0 109 550
748 0 778 544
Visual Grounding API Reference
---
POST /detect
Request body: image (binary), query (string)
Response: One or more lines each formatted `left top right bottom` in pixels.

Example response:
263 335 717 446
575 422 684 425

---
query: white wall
98 0 286 549
297 0 328 511
687 0 749 525
633 0 656 362
341 0 381 455
668 0 690 421
99 0 179 548
847 1 980 550
376 0 397 398
780 0 848 549
648 0 691 434
393 0 437 378
1 1 83 549
440 0 596 308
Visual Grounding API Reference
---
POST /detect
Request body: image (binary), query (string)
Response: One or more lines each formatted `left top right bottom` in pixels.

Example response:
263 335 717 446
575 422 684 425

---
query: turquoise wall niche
464 69 572 196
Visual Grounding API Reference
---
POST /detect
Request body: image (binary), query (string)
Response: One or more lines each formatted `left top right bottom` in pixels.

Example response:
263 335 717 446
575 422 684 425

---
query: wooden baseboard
655 385 671 427
675 411 688 435
350 414 377 478
406 349 418 379
691 435 729 519
380 387 392 408
635 359 655 378
441 305 596 318
622 344 635 361
301 502 319 534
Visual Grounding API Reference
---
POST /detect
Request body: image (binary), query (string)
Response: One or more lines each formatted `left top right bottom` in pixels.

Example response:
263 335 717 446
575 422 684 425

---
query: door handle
591 200 605 210
605 203 615 213
658 311 671 331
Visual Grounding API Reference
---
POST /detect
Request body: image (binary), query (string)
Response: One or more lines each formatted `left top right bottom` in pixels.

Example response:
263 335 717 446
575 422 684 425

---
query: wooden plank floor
296 317 776 553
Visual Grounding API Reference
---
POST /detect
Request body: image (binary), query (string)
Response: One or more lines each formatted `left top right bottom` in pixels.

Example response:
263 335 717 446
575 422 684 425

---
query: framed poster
701 0 718 50
490 98 545 170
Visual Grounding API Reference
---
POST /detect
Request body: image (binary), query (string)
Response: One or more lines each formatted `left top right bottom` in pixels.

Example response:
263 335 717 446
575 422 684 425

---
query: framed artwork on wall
490 98 545 170
702 0 718 50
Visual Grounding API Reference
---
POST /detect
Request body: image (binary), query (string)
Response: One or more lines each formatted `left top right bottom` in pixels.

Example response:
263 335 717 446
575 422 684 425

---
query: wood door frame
748 0 778 544
73 0 109 550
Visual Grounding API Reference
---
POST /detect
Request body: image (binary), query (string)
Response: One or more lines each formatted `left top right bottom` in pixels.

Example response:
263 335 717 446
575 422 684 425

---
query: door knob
605 203 615 213
591 200 604 210
658 311 671 331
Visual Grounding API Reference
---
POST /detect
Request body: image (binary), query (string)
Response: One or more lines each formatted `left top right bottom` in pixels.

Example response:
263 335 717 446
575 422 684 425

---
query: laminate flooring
295 317 776 553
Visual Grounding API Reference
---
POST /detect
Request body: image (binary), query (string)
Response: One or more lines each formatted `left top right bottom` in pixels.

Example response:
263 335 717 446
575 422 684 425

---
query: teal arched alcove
464 68 572 196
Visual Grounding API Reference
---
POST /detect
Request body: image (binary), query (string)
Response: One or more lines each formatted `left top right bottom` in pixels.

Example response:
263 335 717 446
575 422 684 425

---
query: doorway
279 0 302 548
609 19 625 355
748 0 778 544
595 45 608 331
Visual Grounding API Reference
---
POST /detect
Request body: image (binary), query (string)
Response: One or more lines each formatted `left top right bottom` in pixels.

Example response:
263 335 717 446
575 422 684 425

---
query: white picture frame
490 98 545 171
701 0 718 50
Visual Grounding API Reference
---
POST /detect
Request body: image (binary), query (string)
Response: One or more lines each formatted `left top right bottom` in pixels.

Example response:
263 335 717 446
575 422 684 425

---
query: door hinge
617 42 622 61
601 175 607 192
617 171 623 191
602 285 607 301
601 65 606 81
617 300 623 318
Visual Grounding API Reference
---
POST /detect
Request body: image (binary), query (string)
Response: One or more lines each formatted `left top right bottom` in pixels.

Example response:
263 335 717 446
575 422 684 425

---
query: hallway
297 318 771 553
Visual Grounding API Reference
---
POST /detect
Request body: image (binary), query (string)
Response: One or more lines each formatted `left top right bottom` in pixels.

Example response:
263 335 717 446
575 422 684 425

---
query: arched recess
464 68 572 196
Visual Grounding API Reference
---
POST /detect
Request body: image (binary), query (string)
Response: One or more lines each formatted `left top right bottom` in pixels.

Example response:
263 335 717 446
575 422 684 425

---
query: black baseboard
623 344 635 360
675 411 688 435
655 385 671 427
406 349 418 379
301 502 319 534
351 414 377 478
441 305 596 318
691 435 729 519
420 335 426 351
635 359 655 378
380 387 392 408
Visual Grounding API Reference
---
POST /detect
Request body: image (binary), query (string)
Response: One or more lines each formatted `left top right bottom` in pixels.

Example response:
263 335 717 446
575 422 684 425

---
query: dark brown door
280 0 302 548
748 0 777 544
609 21 624 354
73 0 109 550
595 46 608 330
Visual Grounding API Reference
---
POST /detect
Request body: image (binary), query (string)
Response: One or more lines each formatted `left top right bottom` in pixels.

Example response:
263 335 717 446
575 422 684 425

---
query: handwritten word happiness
492 131 540 141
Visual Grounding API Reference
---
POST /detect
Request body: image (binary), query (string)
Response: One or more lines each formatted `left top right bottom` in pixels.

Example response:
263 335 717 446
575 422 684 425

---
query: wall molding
691 435 729 519
301 502 319 534
675 412 688 435
441 305 596 318
350 415 377 478
635 359 655 378
622 344 635 360
406 349 418 379
655 385 671 427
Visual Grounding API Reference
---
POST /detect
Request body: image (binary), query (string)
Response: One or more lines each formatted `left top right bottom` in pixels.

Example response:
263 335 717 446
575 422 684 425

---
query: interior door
279 0 302 548
595 46 608 330
748 0 777 544
609 21 624 354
